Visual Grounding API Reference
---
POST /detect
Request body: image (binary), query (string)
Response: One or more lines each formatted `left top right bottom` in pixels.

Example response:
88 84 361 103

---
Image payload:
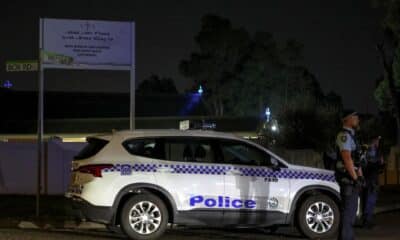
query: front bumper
70 197 114 224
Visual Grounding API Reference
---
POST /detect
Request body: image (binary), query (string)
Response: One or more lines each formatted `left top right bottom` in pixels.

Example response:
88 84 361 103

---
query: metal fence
0 140 84 195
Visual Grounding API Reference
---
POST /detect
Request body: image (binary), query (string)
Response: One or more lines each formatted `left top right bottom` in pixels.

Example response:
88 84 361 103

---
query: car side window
122 138 165 159
219 140 271 167
164 138 216 163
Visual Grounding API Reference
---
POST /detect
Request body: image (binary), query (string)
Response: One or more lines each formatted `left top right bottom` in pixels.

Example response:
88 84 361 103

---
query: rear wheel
297 194 339 239
120 194 169 240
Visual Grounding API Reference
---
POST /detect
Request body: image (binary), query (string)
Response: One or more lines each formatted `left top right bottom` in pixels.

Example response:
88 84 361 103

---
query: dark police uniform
362 142 382 227
336 127 360 240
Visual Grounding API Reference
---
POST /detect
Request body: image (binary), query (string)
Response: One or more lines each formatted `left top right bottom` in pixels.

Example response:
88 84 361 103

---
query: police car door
154 137 224 225
219 139 290 225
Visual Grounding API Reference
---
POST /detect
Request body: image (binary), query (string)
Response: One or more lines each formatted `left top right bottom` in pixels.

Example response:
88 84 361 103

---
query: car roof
114 129 240 140
95 129 290 167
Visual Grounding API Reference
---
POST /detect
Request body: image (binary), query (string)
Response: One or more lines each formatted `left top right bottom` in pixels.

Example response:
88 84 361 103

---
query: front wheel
297 194 339 239
120 194 169 240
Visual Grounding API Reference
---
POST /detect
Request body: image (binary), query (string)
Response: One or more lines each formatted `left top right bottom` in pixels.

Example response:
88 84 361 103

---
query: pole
37 19 44 217
130 22 136 130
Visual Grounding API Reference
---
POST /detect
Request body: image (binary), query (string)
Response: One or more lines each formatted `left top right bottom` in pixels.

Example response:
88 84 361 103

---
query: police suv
67 129 340 240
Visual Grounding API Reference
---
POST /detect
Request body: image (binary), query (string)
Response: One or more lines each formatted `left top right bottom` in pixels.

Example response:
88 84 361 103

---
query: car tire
297 194 339 239
120 194 169 240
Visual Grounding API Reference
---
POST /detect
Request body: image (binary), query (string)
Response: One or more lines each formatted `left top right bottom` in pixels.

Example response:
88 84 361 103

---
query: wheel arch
111 183 177 226
286 185 340 225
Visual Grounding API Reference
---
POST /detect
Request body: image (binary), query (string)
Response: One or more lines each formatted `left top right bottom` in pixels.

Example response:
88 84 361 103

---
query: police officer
335 110 364 240
361 136 384 228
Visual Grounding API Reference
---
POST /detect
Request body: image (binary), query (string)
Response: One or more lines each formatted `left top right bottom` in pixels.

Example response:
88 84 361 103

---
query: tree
224 31 281 116
373 0 400 144
180 14 251 116
276 99 341 151
136 74 178 95
324 91 343 110
226 33 325 117
181 14 343 150
182 15 323 117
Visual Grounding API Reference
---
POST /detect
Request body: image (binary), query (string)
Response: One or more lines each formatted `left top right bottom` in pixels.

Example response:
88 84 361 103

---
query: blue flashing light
3 80 12 89
179 93 202 116
198 85 204 95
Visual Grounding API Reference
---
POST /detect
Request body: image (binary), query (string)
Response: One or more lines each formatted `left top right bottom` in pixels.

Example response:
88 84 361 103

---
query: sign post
37 18 135 216
130 23 136 130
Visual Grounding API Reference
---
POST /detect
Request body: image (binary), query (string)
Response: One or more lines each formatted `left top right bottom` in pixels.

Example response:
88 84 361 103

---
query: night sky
0 0 384 113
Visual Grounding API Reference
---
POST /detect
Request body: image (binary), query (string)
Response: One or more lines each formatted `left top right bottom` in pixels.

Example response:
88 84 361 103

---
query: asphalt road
0 211 399 240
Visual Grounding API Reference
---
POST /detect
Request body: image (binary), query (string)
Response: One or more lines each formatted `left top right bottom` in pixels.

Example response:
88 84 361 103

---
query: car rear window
74 138 109 160
122 138 165 159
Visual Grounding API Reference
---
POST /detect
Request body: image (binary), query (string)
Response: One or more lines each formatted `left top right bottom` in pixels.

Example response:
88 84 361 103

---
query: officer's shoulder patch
341 135 347 143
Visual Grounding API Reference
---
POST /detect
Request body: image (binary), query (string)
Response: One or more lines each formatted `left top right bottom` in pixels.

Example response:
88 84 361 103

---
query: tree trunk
219 97 224 117
212 98 219 116
377 44 400 145
212 96 224 117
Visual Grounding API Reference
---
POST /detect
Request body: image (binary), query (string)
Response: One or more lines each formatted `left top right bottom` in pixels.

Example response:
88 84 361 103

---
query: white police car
67 129 340 240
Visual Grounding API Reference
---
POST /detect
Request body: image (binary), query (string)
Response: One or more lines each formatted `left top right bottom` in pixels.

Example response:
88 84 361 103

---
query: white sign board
42 18 134 66
179 120 190 130
6 61 38 72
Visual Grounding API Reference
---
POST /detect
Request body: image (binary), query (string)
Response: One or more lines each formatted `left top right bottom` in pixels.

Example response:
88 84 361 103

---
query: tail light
78 164 113 177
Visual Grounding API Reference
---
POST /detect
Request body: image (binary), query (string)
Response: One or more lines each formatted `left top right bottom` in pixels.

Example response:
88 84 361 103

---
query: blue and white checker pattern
103 164 157 173
102 163 335 182
276 170 335 182
239 167 277 178
168 164 227 175
238 167 335 182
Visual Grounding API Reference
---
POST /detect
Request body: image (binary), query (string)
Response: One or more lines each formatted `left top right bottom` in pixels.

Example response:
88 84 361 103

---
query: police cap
342 110 358 120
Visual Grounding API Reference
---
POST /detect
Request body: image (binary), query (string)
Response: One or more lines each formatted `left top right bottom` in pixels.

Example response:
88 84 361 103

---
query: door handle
228 169 242 176
158 167 173 173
